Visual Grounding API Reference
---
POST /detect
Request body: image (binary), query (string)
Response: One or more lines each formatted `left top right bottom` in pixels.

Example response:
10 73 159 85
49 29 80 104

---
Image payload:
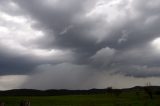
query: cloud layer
0 0 160 89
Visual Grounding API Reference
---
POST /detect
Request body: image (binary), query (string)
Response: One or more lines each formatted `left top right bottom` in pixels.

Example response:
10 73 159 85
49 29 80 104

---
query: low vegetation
0 86 160 106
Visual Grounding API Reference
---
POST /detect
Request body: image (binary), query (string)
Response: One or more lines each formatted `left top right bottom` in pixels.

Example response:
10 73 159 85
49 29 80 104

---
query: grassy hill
0 86 160 106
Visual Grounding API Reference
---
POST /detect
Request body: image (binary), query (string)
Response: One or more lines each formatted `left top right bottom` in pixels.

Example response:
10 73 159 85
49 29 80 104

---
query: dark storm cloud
11 0 112 66
14 0 102 58
0 49 53 75
1 0 160 89
1 0 160 75
14 0 160 52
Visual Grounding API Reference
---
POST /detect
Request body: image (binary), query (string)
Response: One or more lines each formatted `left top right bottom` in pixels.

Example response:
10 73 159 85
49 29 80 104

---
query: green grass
0 91 160 106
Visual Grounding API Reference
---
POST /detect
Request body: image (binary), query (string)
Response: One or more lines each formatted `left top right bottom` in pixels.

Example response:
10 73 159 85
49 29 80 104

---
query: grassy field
0 90 160 106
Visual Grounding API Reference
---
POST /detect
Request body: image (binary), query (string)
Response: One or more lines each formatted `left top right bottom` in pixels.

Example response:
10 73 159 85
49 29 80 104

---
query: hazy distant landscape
0 86 160 106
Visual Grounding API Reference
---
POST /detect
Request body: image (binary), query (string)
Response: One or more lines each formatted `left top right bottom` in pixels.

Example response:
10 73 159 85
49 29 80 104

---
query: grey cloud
122 65 160 77
8 0 160 76
0 43 74 75
22 63 160 89
8 0 160 75
91 47 116 68
22 63 97 89
1 0 160 89
0 0 23 16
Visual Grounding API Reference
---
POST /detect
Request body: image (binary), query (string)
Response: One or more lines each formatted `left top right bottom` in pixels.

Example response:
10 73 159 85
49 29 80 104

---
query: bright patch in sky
86 0 127 22
0 12 27 24
32 49 64 57
0 75 28 90
152 37 160 51
0 10 58 57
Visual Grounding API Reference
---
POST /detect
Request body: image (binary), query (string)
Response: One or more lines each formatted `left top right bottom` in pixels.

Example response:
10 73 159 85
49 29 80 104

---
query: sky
0 0 160 90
